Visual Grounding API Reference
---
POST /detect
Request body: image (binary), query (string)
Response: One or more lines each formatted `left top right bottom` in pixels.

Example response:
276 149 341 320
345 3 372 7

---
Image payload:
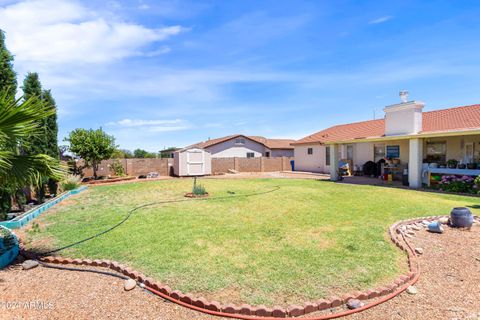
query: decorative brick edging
20 216 458 318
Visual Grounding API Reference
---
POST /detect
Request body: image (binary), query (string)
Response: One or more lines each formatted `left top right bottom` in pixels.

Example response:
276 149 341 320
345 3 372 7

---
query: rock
411 225 421 231
22 260 39 270
422 220 430 225
124 279 137 291
415 247 424 255
405 233 413 238
428 221 444 233
406 286 417 295
439 217 449 224
346 299 364 310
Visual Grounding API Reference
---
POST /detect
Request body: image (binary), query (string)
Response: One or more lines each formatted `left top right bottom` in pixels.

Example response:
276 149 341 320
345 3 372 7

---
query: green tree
43 90 60 195
0 30 16 97
66 128 117 179
112 149 133 159
134 148 156 158
0 92 63 219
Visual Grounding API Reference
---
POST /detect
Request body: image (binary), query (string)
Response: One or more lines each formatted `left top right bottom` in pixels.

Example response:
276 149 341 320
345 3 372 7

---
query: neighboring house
189 134 295 158
159 147 181 158
293 95 480 188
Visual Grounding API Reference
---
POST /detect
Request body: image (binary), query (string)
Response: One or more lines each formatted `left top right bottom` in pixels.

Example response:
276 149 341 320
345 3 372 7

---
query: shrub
439 175 476 193
475 176 480 194
192 184 207 196
109 159 125 177
60 174 82 191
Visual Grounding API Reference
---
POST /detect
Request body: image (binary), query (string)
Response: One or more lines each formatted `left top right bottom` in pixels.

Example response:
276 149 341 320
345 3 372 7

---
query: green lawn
25 178 479 305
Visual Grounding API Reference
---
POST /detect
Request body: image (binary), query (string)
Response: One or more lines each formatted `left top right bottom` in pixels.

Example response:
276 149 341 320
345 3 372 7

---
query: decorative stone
206 301 222 312
159 285 171 295
406 286 417 295
439 217 449 224
180 294 193 305
192 297 207 308
346 299 364 310
239 304 252 315
329 296 343 308
271 306 286 317
367 289 381 299
170 290 182 300
222 303 237 314
428 221 444 233
22 259 39 270
316 299 331 310
255 305 271 317
304 301 318 314
287 305 304 317
124 279 136 291
415 247 424 255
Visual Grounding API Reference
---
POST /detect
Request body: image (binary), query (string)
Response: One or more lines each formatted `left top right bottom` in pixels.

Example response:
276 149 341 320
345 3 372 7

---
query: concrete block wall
211 157 293 174
81 158 172 177
81 157 292 177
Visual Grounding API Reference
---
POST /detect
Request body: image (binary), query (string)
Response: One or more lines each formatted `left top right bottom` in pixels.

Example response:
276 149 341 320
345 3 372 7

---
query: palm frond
0 91 55 146
0 152 65 188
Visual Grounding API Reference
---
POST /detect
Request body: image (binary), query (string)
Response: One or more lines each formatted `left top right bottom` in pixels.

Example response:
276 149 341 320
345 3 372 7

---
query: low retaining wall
0 186 87 229
20 215 451 318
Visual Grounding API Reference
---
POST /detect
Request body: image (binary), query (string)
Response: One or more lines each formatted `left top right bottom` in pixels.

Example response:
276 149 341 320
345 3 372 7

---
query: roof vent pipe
399 90 409 103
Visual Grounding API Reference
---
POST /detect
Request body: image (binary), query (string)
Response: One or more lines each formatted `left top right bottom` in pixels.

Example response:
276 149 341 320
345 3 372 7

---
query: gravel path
1 224 478 319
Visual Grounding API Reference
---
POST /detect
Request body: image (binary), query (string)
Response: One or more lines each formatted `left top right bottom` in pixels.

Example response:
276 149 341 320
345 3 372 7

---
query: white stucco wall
293 144 328 173
206 138 266 158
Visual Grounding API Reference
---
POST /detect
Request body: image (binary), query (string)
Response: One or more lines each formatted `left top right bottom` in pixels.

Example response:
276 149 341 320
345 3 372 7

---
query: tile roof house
293 96 480 188
188 134 295 158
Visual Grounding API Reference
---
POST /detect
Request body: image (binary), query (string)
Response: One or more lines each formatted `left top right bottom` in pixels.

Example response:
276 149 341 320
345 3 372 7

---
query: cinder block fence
81 157 293 177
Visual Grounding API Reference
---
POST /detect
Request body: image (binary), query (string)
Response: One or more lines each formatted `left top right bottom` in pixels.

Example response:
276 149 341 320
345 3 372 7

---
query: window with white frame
246 152 255 158
307 147 313 155
325 146 331 165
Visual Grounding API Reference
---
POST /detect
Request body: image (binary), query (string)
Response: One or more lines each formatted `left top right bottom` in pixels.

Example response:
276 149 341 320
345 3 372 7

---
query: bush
439 175 476 193
109 159 125 177
192 184 207 196
60 174 82 191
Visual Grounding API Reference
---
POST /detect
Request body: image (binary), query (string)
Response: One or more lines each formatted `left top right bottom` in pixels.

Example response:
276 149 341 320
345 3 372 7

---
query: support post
408 138 423 188
330 144 339 181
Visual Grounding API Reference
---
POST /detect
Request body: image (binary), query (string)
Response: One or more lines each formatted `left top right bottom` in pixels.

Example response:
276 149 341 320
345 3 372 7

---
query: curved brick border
19 215 479 318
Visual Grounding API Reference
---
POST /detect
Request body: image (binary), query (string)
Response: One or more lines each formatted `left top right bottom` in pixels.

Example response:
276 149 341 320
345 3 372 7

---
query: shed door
186 150 204 175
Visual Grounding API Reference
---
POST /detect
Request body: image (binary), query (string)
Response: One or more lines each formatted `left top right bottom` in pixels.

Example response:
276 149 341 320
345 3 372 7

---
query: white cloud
106 118 190 132
0 0 185 64
107 118 184 127
369 16 393 24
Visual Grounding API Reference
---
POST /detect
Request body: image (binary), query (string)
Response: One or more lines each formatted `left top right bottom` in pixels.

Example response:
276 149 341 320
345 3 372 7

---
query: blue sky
1 0 480 151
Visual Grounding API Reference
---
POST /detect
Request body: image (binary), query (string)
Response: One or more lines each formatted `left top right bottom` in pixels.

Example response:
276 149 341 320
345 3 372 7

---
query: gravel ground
1 223 478 319
345 224 480 320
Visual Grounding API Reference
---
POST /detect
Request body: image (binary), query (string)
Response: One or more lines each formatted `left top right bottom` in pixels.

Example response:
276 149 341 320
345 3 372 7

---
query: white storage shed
173 148 212 176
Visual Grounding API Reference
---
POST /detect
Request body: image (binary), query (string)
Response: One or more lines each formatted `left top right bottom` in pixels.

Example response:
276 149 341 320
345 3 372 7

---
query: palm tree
0 90 64 209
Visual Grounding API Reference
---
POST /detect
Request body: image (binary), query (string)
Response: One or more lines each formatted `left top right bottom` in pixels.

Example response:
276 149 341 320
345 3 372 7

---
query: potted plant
458 163 466 169
467 163 477 170
447 159 459 169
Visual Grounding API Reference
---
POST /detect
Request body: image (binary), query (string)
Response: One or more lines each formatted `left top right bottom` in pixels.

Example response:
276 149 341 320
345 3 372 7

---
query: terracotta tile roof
422 104 480 133
190 134 295 150
294 104 480 145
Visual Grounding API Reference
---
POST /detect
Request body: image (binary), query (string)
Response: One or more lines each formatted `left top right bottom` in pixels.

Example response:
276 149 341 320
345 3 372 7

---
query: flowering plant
439 175 476 193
